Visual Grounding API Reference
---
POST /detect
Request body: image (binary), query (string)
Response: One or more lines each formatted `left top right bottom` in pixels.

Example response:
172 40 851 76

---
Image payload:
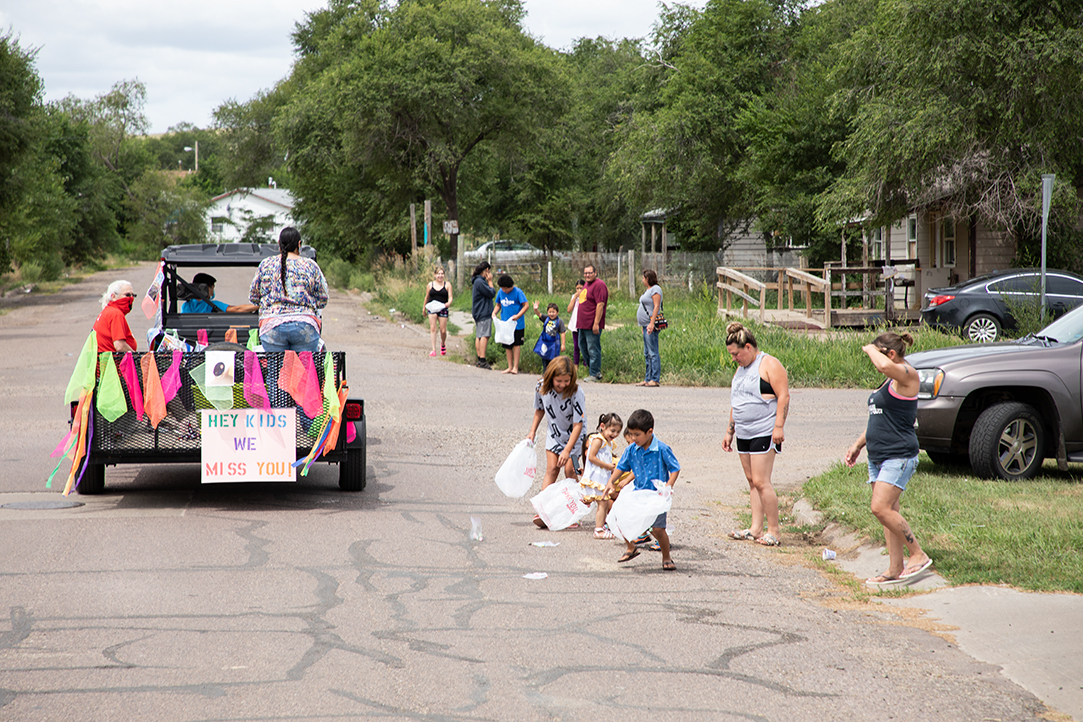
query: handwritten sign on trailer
200 409 297 483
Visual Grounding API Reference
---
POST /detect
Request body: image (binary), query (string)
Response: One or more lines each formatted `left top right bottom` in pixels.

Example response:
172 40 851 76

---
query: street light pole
183 141 199 172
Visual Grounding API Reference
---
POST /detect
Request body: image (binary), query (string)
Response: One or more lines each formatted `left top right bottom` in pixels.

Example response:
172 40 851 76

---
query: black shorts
736 435 781 454
501 328 525 349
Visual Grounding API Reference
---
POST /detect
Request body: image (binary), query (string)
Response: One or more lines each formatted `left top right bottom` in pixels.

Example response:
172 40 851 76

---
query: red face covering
111 296 134 315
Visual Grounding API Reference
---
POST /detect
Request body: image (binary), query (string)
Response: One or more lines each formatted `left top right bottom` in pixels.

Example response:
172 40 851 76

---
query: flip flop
618 549 640 563
532 515 547 529
901 556 933 579
662 560 676 571
865 572 904 588
755 533 781 547
728 529 757 541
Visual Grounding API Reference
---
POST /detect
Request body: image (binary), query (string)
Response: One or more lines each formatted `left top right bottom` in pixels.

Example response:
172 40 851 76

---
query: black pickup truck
910 303 1083 480
75 243 366 494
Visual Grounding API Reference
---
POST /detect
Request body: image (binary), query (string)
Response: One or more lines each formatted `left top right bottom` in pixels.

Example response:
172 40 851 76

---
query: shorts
736 435 781 455
501 327 525 349
474 316 492 338
547 439 583 470
428 308 449 318
651 512 667 529
867 455 919 491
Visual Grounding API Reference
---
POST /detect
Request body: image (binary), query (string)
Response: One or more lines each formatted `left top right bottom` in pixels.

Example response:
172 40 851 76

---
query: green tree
818 0 1083 234
279 0 563 260
607 0 800 251
123 171 209 258
213 85 292 191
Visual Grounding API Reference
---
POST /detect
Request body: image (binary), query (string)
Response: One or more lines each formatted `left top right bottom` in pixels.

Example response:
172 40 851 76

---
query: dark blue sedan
921 268 1083 342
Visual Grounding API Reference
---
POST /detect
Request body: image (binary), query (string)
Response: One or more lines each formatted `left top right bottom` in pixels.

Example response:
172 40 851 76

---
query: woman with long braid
248 227 329 352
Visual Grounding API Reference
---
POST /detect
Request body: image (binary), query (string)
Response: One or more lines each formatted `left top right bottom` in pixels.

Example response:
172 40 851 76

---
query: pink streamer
346 421 357 443
160 350 183 404
297 352 324 418
243 351 270 410
197 329 209 347
118 353 144 421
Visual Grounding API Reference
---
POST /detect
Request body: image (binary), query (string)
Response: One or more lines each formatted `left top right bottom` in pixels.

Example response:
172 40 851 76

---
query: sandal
662 560 676 571
429 350 437 357
646 541 661 552
532 515 548 529
440 345 446 356
632 532 652 545
866 572 904 587
728 529 757 541
755 533 781 547
618 549 640 563
594 527 615 540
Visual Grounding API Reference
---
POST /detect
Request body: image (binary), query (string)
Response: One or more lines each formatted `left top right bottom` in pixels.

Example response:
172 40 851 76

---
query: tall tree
818 0 1083 233
279 0 562 259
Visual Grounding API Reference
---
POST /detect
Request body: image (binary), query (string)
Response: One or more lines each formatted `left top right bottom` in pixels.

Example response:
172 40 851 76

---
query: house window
942 218 956 267
869 227 883 261
907 217 918 259
211 223 223 234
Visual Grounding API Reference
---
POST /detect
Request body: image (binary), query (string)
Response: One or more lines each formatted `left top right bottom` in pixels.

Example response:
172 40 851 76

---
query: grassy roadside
801 455 1083 593
366 272 969 384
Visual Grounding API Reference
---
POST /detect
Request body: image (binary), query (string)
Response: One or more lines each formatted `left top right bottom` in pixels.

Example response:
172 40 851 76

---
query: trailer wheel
77 463 105 495
339 416 367 491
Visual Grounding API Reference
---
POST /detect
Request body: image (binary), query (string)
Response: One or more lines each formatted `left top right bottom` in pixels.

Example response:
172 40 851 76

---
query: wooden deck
720 306 921 331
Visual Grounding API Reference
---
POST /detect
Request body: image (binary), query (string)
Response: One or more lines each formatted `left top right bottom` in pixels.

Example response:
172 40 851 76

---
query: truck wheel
339 416 367 491
78 463 105 495
969 402 1045 480
963 314 1001 343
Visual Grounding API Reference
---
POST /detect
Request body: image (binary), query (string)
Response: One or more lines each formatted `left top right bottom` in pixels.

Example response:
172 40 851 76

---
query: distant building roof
210 188 295 210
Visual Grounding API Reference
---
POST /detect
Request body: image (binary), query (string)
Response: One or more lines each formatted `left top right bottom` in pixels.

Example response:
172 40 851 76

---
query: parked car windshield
1036 304 1083 344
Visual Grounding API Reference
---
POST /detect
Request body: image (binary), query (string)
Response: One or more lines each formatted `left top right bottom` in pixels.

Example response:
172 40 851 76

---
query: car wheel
339 415 367 491
969 402 1045 480
963 313 1001 343
77 463 105 495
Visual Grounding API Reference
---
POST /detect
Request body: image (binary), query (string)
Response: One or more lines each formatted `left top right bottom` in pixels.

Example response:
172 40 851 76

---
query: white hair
101 280 133 309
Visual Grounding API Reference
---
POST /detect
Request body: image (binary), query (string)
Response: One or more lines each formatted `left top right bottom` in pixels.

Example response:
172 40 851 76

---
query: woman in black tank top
423 267 453 356
844 332 933 588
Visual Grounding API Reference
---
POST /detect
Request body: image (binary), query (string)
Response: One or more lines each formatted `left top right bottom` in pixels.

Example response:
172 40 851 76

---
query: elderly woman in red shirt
94 280 138 353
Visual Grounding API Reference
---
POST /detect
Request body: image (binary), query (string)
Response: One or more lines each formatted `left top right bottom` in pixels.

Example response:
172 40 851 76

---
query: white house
207 188 296 242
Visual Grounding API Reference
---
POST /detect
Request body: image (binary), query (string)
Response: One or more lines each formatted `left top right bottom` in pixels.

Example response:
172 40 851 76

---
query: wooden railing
716 267 767 323
776 268 831 327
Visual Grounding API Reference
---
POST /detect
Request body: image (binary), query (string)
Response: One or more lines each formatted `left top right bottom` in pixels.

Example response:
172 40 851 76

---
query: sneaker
440 346 446 356
480 360 493 370
633 532 652 545
581 375 596 383
429 350 437 357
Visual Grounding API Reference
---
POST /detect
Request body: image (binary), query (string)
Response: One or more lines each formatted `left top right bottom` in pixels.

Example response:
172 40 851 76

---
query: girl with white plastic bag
526 356 585 529
494 439 538 498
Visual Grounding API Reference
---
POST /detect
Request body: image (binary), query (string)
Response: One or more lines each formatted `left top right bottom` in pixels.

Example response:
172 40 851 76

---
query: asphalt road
0 264 1050 720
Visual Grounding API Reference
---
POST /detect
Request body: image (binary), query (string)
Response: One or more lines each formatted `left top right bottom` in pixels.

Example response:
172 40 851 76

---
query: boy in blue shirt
493 274 528 374
604 409 681 570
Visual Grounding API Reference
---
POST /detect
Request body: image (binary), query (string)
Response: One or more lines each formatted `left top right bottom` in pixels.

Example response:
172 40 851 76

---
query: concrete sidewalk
795 500 1083 721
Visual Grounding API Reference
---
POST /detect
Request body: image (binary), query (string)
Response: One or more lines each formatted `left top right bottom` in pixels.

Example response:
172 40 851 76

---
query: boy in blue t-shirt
604 409 681 571
493 274 528 374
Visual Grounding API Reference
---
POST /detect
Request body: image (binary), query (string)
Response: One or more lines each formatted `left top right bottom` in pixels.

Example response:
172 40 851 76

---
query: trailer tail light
344 401 363 420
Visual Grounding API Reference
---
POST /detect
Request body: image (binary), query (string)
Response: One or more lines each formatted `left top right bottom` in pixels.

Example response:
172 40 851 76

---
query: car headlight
917 368 945 399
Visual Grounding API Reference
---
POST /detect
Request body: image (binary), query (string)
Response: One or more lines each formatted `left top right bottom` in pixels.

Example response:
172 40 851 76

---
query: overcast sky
1 0 706 135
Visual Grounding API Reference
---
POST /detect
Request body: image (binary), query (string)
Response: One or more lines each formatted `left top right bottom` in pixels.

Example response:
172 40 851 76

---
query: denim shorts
867 455 919 491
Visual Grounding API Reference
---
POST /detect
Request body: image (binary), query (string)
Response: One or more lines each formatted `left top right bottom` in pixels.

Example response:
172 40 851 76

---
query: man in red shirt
94 280 138 353
576 264 608 381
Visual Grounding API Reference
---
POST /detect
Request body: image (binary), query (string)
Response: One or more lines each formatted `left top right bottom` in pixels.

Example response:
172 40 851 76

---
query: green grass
802 456 1083 593
367 272 970 383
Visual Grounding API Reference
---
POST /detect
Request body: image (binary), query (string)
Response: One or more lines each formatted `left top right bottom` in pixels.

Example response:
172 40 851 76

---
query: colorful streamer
64 332 97 405
96 352 128 422
160 350 183 404
243 351 270 410
140 354 167 429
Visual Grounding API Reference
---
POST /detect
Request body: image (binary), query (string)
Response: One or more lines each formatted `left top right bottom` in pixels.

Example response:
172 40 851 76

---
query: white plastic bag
606 483 672 542
495 440 538 498
425 300 446 314
531 478 593 531
493 317 516 345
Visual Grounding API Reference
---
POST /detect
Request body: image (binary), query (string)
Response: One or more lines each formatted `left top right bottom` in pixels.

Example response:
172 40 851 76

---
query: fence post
688 269 693 293
628 249 635 297
547 261 553 295
617 254 622 294
824 267 833 329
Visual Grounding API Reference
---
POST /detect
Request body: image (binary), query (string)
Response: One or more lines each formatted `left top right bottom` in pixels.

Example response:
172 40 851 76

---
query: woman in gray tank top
722 322 790 547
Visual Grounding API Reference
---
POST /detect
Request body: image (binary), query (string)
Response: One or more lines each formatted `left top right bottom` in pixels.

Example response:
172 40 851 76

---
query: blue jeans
261 321 321 352
642 327 660 383
867 456 920 491
578 329 602 378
